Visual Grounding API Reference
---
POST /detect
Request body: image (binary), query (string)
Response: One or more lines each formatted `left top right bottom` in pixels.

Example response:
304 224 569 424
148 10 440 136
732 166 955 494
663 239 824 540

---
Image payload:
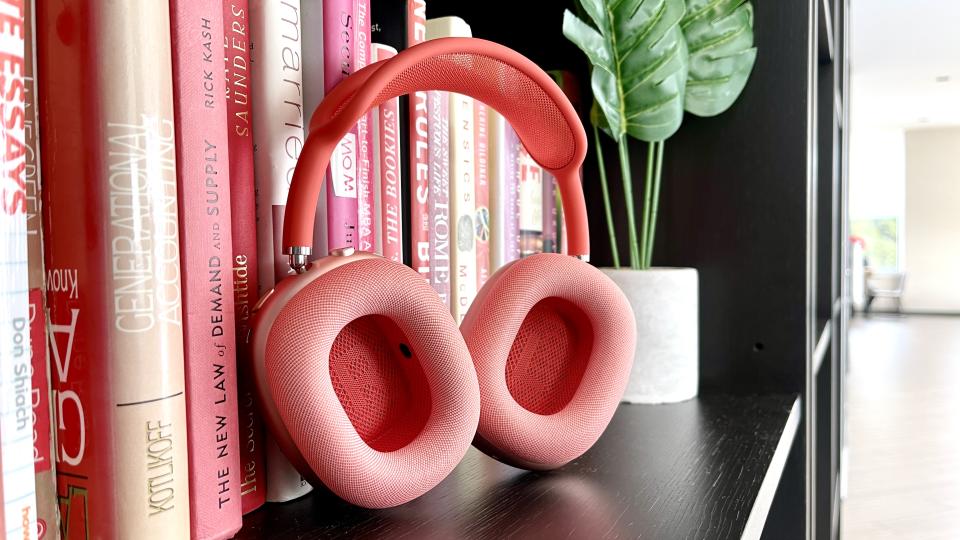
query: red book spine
356 0 374 252
170 3 242 539
373 44 403 263
428 90 451 305
407 0 429 278
222 0 266 515
37 0 192 536
474 102 490 288
323 0 359 251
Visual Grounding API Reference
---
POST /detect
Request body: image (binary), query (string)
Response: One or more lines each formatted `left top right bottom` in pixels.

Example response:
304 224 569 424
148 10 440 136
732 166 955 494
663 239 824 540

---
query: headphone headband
283 37 590 270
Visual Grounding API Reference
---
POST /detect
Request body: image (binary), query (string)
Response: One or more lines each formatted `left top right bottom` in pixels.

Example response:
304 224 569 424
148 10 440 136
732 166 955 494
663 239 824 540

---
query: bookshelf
235 0 849 538
237 395 800 540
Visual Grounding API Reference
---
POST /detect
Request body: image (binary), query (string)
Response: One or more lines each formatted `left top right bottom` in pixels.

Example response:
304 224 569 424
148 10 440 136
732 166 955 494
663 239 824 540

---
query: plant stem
639 141 655 270
593 125 620 268
645 140 665 268
617 136 640 269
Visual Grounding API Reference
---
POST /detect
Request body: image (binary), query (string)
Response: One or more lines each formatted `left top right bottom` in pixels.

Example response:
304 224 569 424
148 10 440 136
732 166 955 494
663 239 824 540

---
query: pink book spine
324 0 359 251
374 44 403 263
222 0 267 514
474 101 490 288
428 90 451 305
170 3 242 538
356 0 374 252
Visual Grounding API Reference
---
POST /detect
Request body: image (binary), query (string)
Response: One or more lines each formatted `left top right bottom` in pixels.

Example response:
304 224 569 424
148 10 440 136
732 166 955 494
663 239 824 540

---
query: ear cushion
264 258 481 508
461 253 636 470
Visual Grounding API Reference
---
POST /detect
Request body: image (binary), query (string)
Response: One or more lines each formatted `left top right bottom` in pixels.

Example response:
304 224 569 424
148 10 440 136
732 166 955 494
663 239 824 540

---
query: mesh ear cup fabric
461 254 636 470
264 258 481 508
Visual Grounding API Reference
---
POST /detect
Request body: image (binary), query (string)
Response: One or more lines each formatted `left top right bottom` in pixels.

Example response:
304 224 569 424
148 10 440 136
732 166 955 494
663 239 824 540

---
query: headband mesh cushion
461 254 636 470
265 258 480 508
331 52 576 170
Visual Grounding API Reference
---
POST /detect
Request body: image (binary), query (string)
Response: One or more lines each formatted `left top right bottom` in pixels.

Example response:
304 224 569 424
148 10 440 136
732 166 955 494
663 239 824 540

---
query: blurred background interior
844 1 960 538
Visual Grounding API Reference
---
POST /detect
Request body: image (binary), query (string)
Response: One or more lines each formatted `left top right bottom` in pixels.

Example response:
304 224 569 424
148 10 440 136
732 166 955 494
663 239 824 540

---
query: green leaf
681 0 758 117
590 100 613 138
563 1 689 142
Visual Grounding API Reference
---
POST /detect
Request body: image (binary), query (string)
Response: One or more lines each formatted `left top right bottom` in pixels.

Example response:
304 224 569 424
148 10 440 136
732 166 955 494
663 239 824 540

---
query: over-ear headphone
249 37 637 509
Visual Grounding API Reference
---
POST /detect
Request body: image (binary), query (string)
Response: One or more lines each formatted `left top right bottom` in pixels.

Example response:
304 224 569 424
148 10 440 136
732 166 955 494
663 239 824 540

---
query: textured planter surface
601 267 698 404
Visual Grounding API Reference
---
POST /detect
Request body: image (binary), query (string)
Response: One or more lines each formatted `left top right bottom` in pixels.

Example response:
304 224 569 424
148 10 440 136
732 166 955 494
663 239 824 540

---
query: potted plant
563 0 757 403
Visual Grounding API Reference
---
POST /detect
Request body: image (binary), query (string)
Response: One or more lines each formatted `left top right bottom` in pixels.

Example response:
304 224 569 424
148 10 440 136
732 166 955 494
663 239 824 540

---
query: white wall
848 126 905 222
848 124 906 272
903 127 960 312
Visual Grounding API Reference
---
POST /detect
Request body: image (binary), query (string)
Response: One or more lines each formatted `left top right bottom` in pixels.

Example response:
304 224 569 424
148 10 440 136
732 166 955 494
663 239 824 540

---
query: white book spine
426 17 475 323
450 93 476 323
0 1 38 535
488 110 506 270
249 0 313 503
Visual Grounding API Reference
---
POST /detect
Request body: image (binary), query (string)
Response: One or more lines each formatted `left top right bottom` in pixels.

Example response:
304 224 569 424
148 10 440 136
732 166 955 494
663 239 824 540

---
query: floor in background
842 315 960 540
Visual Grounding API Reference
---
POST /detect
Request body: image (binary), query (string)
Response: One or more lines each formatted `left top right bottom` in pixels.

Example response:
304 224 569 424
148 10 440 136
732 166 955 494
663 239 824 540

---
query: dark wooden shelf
814 318 832 375
819 0 835 63
236 394 799 540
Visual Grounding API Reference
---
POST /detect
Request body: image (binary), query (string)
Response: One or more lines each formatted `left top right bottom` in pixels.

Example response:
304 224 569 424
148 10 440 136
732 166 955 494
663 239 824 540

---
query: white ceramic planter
601 267 698 404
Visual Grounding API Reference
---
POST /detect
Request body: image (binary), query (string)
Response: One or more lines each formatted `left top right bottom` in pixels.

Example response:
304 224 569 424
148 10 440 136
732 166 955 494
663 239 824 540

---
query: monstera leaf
563 0 689 142
680 0 757 117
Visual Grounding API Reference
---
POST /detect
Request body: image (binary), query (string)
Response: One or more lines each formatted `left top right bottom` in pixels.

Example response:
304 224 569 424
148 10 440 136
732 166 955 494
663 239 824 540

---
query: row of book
0 0 578 538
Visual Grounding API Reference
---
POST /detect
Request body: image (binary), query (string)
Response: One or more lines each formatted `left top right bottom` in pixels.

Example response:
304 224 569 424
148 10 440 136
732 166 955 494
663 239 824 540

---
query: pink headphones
249 37 636 509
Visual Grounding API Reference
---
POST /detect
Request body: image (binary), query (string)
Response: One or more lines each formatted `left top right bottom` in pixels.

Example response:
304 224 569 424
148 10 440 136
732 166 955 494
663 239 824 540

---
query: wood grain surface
237 394 797 539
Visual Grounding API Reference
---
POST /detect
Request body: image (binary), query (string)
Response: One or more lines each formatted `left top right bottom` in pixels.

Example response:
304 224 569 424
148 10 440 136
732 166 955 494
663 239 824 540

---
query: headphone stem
288 246 312 274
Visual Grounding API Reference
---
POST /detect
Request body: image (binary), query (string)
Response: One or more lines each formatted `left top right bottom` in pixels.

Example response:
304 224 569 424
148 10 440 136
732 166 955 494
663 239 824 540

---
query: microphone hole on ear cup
506 297 594 416
399 343 413 359
329 315 433 452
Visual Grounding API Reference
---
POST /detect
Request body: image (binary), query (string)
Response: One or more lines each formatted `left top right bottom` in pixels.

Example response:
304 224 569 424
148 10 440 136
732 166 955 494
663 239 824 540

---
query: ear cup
264 258 480 508
461 253 636 470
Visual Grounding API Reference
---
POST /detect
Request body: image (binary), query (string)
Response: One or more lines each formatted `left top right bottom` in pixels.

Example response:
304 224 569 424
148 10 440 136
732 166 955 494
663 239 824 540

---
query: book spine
450 93 476 322
170 3 242 539
505 127 522 263
249 0 313 503
38 0 192 536
488 111 505 271
24 0 56 536
372 102 382 257
407 0 429 279
518 144 543 257
28 290 50 539
487 110 521 273
542 172 557 253
323 0 359 252
474 102 490 289
373 44 403 263
301 0 326 259
557 180 566 254
356 0 374 253
547 70 577 257
223 0 267 515
427 90 451 306
1 2 38 537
